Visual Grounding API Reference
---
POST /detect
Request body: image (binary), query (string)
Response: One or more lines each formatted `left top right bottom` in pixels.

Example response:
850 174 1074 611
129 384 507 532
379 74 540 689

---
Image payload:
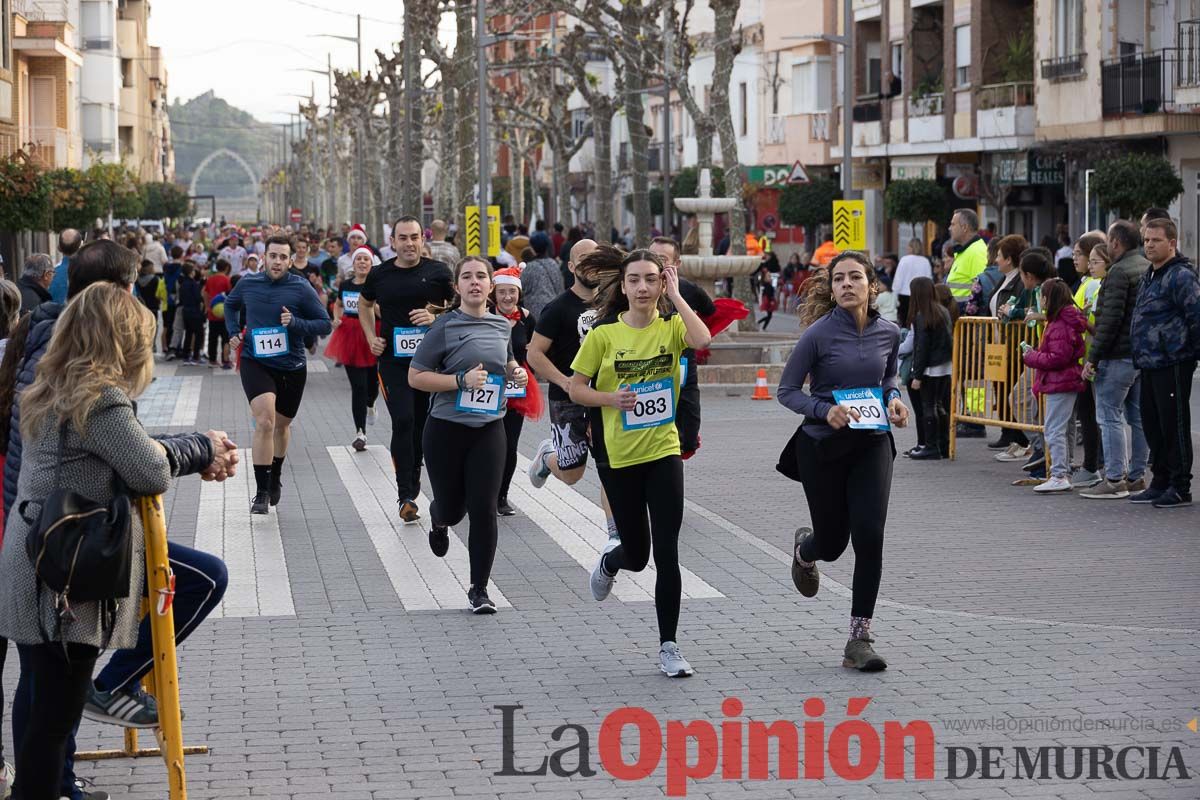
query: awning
890 155 939 181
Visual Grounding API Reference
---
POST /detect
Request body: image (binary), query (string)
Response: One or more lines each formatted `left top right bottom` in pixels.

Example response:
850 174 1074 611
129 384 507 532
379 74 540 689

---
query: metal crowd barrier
949 317 1045 460
76 495 207 799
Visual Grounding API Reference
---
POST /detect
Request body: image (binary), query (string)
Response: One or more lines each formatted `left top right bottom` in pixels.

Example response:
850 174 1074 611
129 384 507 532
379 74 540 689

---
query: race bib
393 326 428 358
832 387 890 430
680 357 688 386
504 377 526 398
342 291 360 315
251 326 289 358
621 378 675 430
456 374 504 416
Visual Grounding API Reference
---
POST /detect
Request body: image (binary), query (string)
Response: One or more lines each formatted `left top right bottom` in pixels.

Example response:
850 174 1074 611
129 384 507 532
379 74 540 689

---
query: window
791 59 832 114
955 25 971 86
739 82 747 136
121 58 134 88
1054 0 1083 57
891 43 903 80
1 0 9 70
865 40 882 96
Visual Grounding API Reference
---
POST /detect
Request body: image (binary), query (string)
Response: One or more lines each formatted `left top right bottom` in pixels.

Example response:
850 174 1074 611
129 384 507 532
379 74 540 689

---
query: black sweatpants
422 416 506 588
1140 360 1196 494
207 323 229 363
1075 382 1103 473
906 380 925 447
13 642 99 800
597 455 684 643
499 410 524 502
182 317 205 361
378 357 431 502
345 364 380 431
917 375 949 455
794 431 894 619
162 305 176 352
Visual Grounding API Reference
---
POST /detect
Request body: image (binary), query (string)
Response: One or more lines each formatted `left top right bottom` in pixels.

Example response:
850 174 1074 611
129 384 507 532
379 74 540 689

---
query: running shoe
1069 468 1102 489
528 439 554 489
590 539 620 601
1152 488 1192 508
1080 479 1129 499
352 432 367 452
1 760 13 799
791 527 819 597
68 777 110 800
367 405 377 425
83 684 158 728
399 499 420 522
1020 450 1045 472
659 641 694 677
908 445 943 460
843 637 888 671
221 361 233 370
467 586 496 614
994 443 1031 462
269 481 282 507
1126 477 1147 492
986 436 1009 449
1033 476 1072 493
250 492 270 515
429 524 449 557
497 498 516 517
1129 486 1167 504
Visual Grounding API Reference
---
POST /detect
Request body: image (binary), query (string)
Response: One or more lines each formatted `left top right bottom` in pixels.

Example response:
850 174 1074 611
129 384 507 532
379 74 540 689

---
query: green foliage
46 168 107 231
778 177 841 228
86 161 143 220
0 152 50 232
623 187 664 217
998 28 1034 83
1092 153 1184 219
141 182 192 220
671 166 725 201
884 179 946 225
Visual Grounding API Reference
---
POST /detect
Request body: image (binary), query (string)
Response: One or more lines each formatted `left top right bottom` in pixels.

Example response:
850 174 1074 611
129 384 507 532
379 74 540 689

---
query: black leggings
499 410 524 501
597 456 684 643
906 380 924 447
378 358 430 502
345 364 380 431
183 317 205 361
1075 383 1102 473
918 375 950 454
13 642 100 800
422 416 506 588
207 324 229 363
795 431 893 619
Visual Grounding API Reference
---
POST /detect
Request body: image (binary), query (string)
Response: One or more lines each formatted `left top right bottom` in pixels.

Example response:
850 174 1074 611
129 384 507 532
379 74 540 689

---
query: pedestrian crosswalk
138 376 203 427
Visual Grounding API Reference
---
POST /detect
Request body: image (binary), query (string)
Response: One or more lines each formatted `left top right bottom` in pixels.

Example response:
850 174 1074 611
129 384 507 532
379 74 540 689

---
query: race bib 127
831 387 890 430
456 374 504 416
251 326 289 358
621 378 675 430
393 326 428 358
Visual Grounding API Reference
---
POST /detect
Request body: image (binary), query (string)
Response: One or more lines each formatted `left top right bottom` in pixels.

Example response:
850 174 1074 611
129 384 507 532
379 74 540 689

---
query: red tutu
506 363 544 420
324 318 377 368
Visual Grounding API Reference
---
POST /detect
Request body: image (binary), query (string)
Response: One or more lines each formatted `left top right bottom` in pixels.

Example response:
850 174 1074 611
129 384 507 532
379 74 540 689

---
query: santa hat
351 245 381 266
348 223 368 241
494 267 522 289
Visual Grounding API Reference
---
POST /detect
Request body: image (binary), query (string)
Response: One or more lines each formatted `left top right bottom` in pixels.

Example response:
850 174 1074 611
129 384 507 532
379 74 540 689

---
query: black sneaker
250 492 270 515
956 423 985 438
843 637 888 671
987 437 1008 449
1129 486 1167 504
429 524 449 557
83 684 158 728
1152 488 1192 508
74 777 111 800
467 586 496 614
1021 450 1046 472
791 527 819 597
497 498 516 517
399 499 420 523
269 480 282 507
909 445 943 461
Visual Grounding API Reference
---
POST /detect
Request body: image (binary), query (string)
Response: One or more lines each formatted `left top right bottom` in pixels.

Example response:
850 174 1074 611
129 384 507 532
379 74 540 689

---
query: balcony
1041 53 1085 82
853 96 882 123
907 92 944 143
810 112 830 141
767 114 786 145
976 82 1035 138
1178 20 1200 105
25 126 82 168
13 0 69 20
1101 50 1188 117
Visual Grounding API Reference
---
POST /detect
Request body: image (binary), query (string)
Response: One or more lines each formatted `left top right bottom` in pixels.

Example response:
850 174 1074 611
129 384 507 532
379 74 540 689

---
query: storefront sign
1027 153 1065 186
852 159 886 191
744 165 794 187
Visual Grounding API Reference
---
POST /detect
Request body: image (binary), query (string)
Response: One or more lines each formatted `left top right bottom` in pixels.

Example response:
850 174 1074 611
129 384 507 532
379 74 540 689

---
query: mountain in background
170 91 280 205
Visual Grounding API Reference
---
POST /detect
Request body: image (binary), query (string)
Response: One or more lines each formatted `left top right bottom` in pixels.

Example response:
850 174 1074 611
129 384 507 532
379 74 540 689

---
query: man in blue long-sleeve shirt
225 234 332 514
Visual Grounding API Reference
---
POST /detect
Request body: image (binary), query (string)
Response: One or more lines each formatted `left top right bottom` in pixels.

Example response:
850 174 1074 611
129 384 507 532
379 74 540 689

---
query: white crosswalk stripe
137 376 203 427
327 445 510 610
193 449 296 618
214 358 328 374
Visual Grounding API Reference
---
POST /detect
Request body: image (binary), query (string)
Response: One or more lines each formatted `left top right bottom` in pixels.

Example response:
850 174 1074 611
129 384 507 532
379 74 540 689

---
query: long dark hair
0 311 32 452
799 251 880 325
907 276 945 330
445 255 493 313
1041 277 1075 322
576 245 670 321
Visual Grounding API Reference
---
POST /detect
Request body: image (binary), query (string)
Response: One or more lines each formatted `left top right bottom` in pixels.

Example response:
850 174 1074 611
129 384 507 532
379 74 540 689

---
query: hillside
170 91 280 201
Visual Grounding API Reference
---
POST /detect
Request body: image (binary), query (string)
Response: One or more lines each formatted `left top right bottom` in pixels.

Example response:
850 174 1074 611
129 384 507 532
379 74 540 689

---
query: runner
358 215 455 522
569 248 712 677
325 245 381 452
225 234 332 514
776 252 909 672
490 267 543 516
408 256 529 613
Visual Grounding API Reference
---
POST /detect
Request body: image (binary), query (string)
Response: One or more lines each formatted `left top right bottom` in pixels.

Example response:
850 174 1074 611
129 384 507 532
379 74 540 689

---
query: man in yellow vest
946 207 988 310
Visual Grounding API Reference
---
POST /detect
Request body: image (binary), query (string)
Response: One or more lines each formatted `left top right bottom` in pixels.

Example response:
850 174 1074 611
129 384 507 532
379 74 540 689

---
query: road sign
464 205 481 256
289 207 302 224
832 200 866 251
787 160 810 184
486 204 501 258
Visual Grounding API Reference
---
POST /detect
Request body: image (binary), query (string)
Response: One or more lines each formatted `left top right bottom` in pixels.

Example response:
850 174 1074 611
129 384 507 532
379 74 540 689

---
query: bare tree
561 21 620 244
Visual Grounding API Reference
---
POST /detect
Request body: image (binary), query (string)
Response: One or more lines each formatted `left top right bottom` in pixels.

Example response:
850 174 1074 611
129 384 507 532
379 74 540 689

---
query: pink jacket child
1022 303 1088 395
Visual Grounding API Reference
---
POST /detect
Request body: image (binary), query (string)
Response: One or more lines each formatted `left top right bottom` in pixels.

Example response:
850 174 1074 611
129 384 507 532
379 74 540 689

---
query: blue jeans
12 542 227 799
1043 393 1077 478
1094 358 1149 482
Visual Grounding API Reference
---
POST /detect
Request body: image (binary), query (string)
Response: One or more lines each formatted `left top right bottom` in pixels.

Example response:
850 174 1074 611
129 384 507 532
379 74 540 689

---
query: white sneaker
367 405 376 425
1034 476 1072 493
659 641 694 677
528 439 555 489
994 444 1031 462
589 539 620 601
1 760 14 799
352 432 367 452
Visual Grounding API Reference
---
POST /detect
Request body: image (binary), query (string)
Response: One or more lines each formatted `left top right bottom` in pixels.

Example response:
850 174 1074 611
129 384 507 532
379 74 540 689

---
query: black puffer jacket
911 308 954 379
3 304 214 516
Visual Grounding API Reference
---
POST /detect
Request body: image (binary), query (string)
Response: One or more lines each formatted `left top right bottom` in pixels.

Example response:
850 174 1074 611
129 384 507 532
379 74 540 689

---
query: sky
148 0 450 123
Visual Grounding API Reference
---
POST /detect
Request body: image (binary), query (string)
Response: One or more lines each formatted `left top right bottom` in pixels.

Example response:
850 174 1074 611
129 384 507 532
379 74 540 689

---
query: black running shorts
549 399 590 471
240 356 308 419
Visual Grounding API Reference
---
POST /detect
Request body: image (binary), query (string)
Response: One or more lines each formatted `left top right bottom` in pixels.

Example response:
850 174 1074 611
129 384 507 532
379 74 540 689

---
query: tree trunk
436 85 457 220
453 1 477 240
591 99 615 245
619 4 652 246
512 147 525 226
401 2 424 217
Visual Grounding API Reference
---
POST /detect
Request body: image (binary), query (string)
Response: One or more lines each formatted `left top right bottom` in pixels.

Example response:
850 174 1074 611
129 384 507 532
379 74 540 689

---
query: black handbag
21 422 131 639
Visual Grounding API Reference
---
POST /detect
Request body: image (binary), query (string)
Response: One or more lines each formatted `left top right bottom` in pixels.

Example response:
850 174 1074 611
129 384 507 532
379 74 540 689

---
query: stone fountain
673 168 760 280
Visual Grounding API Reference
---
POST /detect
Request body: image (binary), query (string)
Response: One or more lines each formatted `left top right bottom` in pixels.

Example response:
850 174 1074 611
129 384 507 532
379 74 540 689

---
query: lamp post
311 18 366 224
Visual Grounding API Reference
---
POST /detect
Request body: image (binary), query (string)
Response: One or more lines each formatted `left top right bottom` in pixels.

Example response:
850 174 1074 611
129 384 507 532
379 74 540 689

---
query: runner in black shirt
325 246 381 450
358 215 455 521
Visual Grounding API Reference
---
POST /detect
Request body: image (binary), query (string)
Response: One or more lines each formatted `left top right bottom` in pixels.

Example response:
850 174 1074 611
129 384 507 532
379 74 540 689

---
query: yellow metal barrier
949 317 1045 460
76 495 207 798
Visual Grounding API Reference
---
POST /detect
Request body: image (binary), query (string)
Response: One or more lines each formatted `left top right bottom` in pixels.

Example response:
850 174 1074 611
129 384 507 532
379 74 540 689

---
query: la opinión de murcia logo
495 699 1192 797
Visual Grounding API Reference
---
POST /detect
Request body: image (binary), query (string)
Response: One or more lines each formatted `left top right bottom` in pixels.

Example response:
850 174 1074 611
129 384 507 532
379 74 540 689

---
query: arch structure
188 148 261 201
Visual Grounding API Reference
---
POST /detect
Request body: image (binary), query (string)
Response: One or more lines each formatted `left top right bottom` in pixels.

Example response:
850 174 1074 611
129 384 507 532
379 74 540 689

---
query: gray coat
0 387 173 650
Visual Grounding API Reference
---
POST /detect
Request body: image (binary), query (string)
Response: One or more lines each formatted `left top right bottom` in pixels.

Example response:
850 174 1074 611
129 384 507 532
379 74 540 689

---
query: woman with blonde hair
0 282 217 797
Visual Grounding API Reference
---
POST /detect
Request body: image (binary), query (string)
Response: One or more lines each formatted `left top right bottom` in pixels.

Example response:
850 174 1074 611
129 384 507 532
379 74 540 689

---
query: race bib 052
393 326 428 358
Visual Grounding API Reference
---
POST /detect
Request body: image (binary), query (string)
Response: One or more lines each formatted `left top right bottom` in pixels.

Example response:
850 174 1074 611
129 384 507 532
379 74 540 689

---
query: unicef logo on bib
251 326 289 358
393 326 428 358
621 378 675 431
342 291 360 315
832 387 890 430
456 374 504 416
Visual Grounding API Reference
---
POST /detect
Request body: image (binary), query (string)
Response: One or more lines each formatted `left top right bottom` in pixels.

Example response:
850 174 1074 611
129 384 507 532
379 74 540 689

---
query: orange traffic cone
751 368 772 400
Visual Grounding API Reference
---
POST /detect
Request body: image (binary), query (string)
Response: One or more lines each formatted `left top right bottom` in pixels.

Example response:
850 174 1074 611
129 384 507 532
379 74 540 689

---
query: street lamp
310 14 362 75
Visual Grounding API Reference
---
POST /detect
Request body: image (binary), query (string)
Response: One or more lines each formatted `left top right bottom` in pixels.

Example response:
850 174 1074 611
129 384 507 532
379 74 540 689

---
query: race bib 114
251 326 289 358
832 387 890 430
621 378 675 430
393 326 428 358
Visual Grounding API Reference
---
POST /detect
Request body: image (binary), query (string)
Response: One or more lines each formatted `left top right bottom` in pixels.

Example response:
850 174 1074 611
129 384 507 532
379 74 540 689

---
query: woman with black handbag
0 282 216 799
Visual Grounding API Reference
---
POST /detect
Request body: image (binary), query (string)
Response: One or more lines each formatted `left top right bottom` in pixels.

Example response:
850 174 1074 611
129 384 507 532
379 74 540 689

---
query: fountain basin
679 254 761 280
674 197 740 215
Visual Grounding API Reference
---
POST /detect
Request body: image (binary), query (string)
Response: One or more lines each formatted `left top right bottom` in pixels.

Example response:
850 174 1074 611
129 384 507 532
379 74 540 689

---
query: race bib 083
832 387 890 430
456 374 504 416
621 378 675 430
393 326 428 358
251 326 289 358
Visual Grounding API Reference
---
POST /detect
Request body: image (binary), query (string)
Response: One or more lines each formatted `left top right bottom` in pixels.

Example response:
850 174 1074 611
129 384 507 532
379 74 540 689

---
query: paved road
10 353 1195 799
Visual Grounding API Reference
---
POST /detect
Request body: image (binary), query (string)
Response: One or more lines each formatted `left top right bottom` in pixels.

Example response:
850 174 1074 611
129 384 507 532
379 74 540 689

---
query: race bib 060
393 326 428 358
621 378 675 430
251 326 289 358
342 291 360 315
832 387 890 430
456 374 504 416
